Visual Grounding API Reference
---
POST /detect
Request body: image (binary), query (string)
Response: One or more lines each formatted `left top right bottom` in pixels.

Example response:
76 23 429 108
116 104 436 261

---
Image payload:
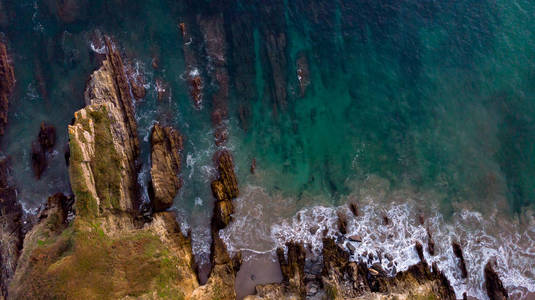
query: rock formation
149 123 183 212
452 241 468 278
246 237 456 300
484 260 508 300
0 41 15 136
6 37 241 300
210 150 239 230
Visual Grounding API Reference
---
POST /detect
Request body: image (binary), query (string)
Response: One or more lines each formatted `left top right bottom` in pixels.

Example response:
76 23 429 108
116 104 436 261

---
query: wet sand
235 252 283 299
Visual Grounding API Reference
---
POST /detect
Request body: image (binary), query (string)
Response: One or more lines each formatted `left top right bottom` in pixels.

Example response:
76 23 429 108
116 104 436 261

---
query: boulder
149 123 183 212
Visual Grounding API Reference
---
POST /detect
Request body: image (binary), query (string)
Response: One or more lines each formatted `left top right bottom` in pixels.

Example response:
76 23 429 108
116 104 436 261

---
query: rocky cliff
5 37 239 300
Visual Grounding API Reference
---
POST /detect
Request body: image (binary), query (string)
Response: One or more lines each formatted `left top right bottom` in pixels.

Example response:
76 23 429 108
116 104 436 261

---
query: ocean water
1 0 534 298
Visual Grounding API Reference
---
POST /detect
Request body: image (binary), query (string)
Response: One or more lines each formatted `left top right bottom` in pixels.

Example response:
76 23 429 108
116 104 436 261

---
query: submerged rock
38 122 56 152
0 41 15 136
296 52 310 97
149 123 183 212
31 122 57 179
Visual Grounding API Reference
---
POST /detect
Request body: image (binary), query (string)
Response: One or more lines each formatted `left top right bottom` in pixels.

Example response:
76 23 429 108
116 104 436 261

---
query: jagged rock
69 36 140 216
427 229 436 256
484 260 508 300
211 150 239 203
250 237 456 300
0 41 15 136
415 241 425 263
210 150 238 232
337 211 348 234
452 241 468 278
126 68 146 100
277 242 306 297
348 201 359 217
0 159 22 299
149 123 183 212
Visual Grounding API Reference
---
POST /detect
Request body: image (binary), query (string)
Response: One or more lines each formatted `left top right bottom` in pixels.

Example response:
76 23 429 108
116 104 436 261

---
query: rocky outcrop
484 260 508 300
0 159 22 299
31 122 56 179
149 123 183 212
0 41 14 136
211 150 239 230
452 241 468 278
7 36 242 300
69 37 140 217
247 238 456 300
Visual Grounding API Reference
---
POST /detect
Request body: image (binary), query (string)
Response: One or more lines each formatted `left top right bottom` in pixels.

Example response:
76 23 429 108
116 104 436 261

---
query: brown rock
128 71 146 100
337 211 348 234
211 150 239 203
415 241 425 263
276 242 306 297
452 242 468 278
189 75 202 108
0 41 15 136
427 229 435 256
149 123 183 212
484 260 508 300
348 235 362 242
349 201 359 217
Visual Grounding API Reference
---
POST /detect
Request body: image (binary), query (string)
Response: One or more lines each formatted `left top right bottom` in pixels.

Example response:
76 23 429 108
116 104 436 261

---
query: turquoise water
1 0 535 298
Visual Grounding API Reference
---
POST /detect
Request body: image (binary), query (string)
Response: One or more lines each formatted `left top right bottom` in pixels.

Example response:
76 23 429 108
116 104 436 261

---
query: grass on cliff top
69 104 123 218
19 219 185 300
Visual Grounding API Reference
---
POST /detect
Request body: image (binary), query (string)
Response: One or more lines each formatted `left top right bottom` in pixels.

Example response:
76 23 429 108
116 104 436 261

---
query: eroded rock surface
0 159 22 299
149 123 183 212
247 237 456 300
484 260 508 300
0 41 15 136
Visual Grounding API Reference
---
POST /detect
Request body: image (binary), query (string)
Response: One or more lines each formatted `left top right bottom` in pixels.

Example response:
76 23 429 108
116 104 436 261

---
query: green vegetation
14 219 185 299
86 105 123 212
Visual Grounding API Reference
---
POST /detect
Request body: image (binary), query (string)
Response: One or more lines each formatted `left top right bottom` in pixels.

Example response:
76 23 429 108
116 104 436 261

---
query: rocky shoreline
0 37 513 300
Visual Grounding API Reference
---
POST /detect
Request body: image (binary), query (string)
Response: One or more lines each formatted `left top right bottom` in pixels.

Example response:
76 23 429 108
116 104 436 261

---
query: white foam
220 185 535 300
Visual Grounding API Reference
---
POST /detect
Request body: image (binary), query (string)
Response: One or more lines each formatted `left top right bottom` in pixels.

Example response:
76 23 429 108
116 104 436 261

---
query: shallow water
1 0 535 298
